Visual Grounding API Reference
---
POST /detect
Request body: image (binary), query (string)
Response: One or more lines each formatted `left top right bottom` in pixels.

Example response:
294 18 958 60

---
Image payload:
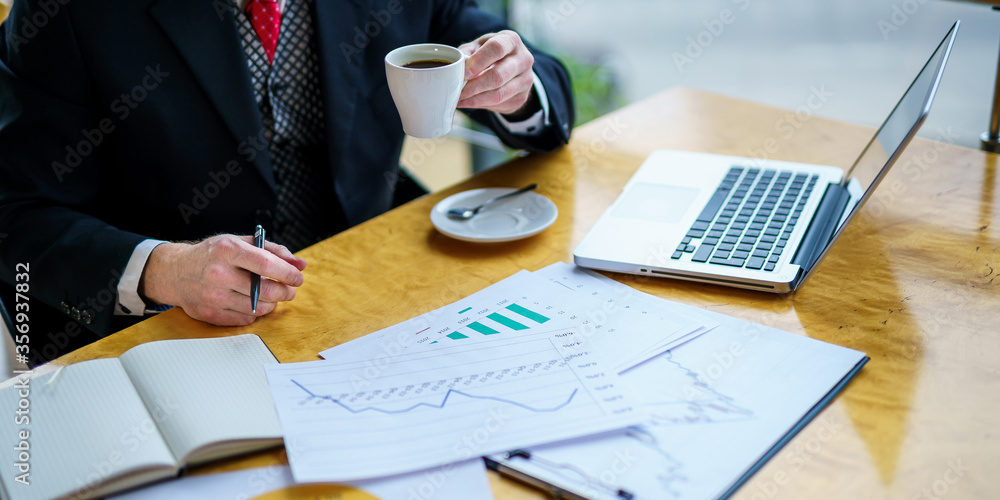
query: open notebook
0 334 281 500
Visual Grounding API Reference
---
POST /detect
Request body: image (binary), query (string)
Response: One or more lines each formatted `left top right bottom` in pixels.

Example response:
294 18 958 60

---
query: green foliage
558 54 625 126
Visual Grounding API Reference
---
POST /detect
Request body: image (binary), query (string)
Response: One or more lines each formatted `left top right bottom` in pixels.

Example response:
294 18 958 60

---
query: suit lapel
149 0 276 192
312 0 371 186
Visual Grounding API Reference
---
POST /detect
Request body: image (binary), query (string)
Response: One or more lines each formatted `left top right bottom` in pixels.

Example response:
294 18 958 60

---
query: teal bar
506 303 550 324
468 322 499 335
487 312 529 331
458 307 472 314
447 332 469 340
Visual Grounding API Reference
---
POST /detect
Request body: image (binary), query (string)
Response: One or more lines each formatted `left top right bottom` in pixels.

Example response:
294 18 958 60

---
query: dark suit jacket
0 0 573 363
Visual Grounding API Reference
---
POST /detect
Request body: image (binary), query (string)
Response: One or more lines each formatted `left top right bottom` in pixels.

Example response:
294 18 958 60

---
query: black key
746 256 765 269
726 229 742 238
789 216 799 225
760 203 776 211
776 239 787 248
672 251 683 259
695 189 731 222
703 238 719 246
749 222 765 231
733 250 750 259
716 217 732 225
737 243 754 252
752 249 768 258
723 236 739 244
730 222 746 231
773 247 784 256
768 253 781 263
741 236 757 245
691 221 709 230
746 229 761 238
735 216 750 223
710 257 747 267
760 235 776 244
707 230 724 238
773 215 787 223
720 181 735 190
764 228 780 236
718 243 735 251
692 245 715 262
778 172 792 179
763 169 776 176
775 208 790 216
687 229 705 238
682 236 692 244
764 262 776 271
767 221 783 230
676 243 688 252
685 245 696 252
712 223 728 232
714 250 731 259
757 241 773 250
747 196 761 203
720 210 736 218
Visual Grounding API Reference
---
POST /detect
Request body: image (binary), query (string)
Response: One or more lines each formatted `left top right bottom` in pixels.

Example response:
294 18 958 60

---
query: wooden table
53 87 999 499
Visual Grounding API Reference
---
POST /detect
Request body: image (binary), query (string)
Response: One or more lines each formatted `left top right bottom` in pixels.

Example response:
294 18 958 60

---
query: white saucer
430 188 558 242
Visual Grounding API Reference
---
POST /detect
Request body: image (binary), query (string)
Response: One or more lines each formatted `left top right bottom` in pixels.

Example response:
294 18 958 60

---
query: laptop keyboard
670 166 819 272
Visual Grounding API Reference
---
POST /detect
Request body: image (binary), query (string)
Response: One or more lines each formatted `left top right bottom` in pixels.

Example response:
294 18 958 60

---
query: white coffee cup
385 44 467 138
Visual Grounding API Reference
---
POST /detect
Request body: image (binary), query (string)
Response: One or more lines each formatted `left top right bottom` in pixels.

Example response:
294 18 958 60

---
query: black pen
251 224 265 314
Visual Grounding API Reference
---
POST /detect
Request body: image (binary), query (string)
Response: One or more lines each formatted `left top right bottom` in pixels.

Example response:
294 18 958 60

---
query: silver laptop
574 21 958 293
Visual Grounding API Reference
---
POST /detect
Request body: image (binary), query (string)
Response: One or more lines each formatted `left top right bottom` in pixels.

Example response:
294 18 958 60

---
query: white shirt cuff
493 71 550 136
116 239 166 316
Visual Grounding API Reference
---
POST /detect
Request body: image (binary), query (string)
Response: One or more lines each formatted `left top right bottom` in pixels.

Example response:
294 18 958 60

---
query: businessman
0 0 574 363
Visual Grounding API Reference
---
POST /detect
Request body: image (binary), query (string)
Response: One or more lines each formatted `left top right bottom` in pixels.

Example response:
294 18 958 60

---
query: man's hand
458 30 537 116
140 234 307 326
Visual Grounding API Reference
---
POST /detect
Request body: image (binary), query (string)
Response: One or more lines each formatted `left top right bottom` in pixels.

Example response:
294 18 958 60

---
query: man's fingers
460 55 531 101
459 73 533 112
464 32 517 79
264 240 307 271
230 277 297 304
233 239 305 286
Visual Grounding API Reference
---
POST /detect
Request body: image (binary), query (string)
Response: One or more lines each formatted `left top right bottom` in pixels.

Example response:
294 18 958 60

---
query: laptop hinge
791 182 851 284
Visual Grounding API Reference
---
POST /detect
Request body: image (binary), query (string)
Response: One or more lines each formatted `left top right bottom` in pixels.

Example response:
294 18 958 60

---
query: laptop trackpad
612 182 700 224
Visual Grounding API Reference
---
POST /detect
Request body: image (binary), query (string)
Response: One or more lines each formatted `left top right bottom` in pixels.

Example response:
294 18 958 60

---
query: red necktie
246 0 280 64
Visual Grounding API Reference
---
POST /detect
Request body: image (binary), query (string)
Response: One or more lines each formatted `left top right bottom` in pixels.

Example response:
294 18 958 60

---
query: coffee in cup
384 44 467 138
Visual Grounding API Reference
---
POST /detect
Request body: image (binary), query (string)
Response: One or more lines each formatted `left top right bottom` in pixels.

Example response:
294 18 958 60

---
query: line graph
292 380 579 414
266 328 640 483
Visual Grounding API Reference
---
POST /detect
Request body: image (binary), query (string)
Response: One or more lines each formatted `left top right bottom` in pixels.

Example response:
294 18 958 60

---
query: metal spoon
446 183 538 220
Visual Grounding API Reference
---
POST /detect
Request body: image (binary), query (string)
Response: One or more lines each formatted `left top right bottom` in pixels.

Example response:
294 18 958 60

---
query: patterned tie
245 0 280 64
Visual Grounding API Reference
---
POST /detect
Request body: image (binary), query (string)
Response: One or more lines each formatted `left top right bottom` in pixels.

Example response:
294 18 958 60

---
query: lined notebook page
0 359 177 500
118 334 281 464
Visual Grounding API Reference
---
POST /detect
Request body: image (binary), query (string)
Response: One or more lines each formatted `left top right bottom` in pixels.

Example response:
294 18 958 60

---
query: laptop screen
796 21 958 288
